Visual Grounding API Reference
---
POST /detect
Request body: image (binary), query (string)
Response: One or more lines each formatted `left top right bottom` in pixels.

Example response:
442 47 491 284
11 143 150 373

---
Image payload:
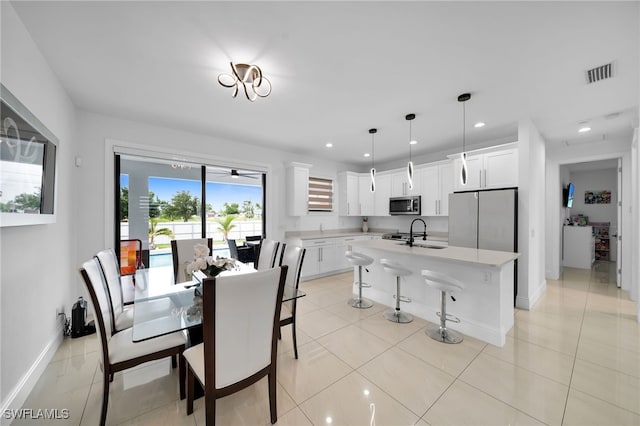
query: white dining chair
256 239 281 270
279 245 306 359
96 248 172 333
183 266 288 425
80 257 187 426
171 238 213 283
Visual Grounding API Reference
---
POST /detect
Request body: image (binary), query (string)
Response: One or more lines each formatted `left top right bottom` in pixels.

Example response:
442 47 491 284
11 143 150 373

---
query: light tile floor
17 261 640 425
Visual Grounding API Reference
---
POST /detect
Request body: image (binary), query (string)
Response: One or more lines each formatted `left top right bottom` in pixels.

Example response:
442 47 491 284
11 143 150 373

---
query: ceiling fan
207 168 262 180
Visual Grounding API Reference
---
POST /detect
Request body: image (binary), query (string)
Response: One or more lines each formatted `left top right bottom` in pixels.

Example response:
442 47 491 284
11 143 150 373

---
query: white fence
121 219 263 247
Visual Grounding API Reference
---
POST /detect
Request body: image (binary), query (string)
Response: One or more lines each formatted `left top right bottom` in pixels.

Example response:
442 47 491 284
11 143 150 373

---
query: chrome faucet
408 218 427 247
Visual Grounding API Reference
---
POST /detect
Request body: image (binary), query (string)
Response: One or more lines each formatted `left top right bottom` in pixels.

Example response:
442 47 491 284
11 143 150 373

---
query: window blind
308 176 333 211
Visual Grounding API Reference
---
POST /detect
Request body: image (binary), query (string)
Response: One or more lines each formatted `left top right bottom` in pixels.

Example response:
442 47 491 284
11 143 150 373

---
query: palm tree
148 219 174 249
215 215 236 241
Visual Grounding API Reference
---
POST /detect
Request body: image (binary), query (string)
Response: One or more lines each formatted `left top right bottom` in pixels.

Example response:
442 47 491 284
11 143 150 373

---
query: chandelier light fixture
369 128 377 193
458 93 471 185
218 62 272 102
405 113 417 190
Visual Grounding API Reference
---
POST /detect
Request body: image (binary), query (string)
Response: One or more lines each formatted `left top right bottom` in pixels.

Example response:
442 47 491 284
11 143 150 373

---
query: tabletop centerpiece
185 243 236 320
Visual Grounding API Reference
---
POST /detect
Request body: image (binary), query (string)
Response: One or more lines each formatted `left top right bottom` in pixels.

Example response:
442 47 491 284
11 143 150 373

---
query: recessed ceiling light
363 153 370 158
474 122 485 128
409 140 417 145
578 127 591 133
325 142 333 148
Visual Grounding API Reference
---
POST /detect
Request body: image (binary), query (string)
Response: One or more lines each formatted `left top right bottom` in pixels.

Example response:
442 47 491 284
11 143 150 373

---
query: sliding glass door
114 154 265 268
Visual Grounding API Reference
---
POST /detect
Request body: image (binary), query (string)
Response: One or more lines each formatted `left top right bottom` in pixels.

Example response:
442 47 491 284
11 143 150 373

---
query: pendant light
458 93 471 186
405 114 417 190
369 128 377 192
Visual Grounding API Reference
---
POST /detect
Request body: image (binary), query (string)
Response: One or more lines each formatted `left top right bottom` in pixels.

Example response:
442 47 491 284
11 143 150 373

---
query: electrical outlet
56 308 65 320
483 272 491 283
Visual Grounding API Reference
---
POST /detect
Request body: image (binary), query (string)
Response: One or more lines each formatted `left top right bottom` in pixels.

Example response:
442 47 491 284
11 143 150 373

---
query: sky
120 175 262 213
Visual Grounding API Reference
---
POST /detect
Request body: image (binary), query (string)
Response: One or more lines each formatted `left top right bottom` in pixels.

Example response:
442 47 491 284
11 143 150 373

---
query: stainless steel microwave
389 196 421 215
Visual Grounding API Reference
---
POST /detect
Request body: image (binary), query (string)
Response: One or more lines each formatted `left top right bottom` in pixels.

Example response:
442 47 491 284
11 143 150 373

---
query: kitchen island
350 239 519 346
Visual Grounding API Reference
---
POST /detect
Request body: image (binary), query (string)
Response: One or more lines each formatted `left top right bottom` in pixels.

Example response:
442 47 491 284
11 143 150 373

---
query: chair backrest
280 245 305 290
279 245 305 318
79 257 113 368
245 235 262 242
201 266 287 389
95 249 124 332
256 239 280 270
120 239 142 276
227 239 239 259
171 238 213 283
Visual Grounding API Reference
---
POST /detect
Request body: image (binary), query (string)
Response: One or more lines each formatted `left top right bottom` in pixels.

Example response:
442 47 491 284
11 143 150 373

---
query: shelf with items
589 222 610 261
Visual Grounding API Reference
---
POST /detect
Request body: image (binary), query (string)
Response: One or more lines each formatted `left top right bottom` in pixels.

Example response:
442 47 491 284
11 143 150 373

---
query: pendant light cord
462 101 466 153
409 120 412 161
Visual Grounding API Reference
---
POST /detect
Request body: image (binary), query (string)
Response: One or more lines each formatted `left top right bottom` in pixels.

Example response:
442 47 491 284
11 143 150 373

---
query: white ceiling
11 1 639 167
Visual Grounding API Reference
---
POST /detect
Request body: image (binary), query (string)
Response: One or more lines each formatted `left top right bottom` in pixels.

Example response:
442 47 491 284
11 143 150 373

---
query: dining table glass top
131 263 304 342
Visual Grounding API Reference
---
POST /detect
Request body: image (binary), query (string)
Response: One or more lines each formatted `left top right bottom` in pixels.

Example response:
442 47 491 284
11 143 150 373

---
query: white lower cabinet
299 235 378 280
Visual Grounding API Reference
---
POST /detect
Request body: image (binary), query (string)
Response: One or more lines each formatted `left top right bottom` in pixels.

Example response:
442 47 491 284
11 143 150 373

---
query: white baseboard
0 331 63 426
515 279 547 310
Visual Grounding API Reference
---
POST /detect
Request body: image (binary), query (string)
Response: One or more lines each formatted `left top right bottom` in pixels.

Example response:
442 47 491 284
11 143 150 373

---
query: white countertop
285 229 388 240
351 239 519 267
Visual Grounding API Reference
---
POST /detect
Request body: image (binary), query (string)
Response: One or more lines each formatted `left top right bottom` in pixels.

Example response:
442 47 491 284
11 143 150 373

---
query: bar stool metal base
349 298 373 309
384 309 413 323
425 325 463 344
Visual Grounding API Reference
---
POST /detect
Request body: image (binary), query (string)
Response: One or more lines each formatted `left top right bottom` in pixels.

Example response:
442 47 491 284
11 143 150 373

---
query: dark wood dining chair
171 238 213 283
183 266 288 425
279 244 306 359
80 257 186 426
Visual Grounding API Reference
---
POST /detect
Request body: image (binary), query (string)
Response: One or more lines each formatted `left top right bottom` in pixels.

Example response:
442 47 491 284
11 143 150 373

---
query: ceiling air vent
586 62 613 84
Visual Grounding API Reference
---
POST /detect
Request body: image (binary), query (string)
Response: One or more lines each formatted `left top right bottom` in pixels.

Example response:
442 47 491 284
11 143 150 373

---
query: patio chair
120 239 143 284
278 244 306 359
227 239 254 263
171 238 213 283
80 257 186 426
184 265 288 425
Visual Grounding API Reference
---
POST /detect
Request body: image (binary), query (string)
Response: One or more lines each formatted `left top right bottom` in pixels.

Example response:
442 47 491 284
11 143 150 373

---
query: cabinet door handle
479 170 482 187
435 200 438 214
347 202 350 215
483 169 487 187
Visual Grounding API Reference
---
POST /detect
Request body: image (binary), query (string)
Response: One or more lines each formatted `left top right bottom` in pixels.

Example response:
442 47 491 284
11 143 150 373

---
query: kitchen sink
396 242 447 249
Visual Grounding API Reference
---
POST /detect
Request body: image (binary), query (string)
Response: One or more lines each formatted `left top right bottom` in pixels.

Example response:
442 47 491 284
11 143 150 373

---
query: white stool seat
345 251 374 267
380 258 413 323
345 251 374 309
380 259 412 277
422 270 465 294
421 269 465 344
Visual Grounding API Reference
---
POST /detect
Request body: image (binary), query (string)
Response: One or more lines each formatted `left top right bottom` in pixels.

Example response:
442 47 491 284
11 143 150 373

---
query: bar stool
380 259 413 323
345 251 374 309
422 270 465 344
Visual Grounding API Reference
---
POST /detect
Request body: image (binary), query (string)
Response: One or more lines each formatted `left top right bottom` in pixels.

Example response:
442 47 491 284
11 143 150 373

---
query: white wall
569 168 618 260
1 2 77 416
74 110 362 273
516 119 546 309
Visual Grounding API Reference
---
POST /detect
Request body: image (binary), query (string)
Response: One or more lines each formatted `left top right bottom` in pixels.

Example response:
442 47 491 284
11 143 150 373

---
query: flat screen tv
1 84 58 227
563 183 575 208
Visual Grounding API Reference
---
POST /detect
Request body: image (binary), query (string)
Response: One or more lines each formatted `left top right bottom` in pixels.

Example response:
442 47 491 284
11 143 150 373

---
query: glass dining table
129 263 304 342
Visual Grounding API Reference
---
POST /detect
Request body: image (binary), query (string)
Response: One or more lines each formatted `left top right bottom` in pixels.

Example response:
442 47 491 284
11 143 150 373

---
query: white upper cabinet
391 168 421 197
452 143 518 192
373 173 392 216
337 172 361 216
358 174 375 216
287 163 310 216
421 161 454 216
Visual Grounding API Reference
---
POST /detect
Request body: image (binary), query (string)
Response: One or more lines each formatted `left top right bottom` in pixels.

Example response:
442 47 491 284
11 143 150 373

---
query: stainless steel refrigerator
448 188 518 301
